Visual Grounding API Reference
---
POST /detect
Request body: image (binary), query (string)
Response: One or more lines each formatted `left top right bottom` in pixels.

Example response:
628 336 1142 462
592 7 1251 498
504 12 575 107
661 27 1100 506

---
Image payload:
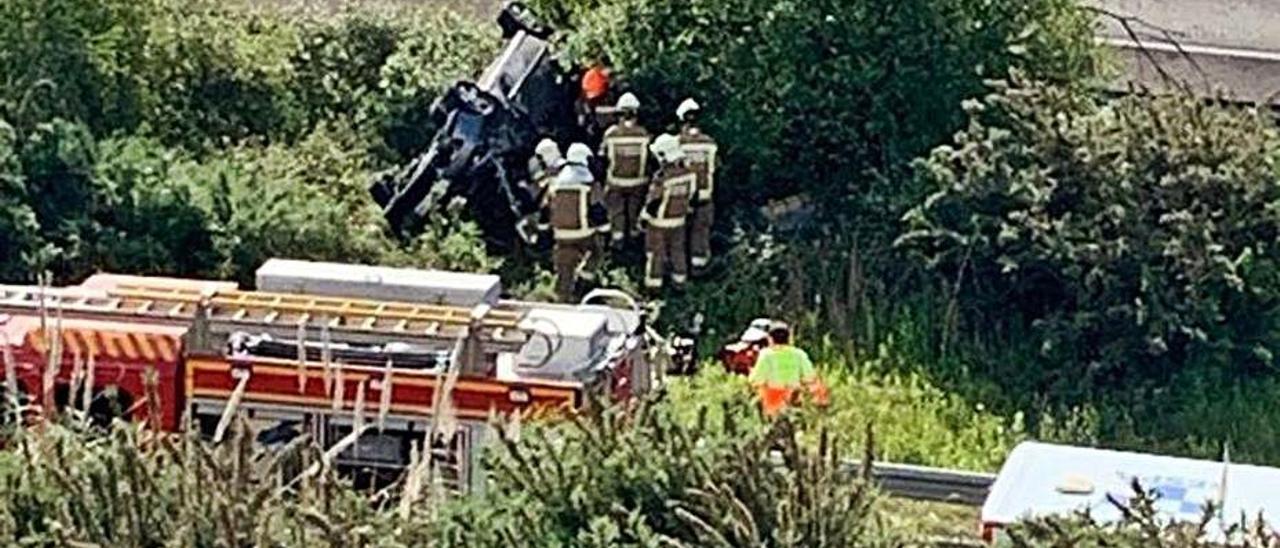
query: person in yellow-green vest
748 321 828 416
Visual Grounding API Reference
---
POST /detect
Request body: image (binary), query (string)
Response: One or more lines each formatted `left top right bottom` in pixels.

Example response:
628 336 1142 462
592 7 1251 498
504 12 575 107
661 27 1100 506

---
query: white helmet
649 133 684 163
616 92 640 111
566 142 593 165
535 138 561 164
676 98 700 120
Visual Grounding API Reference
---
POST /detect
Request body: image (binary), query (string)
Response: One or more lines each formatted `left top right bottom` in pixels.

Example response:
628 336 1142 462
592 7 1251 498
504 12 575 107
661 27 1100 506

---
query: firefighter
641 134 695 292
676 98 718 274
531 138 564 192
601 92 651 246
578 57 612 144
747 321 828 417
518 139 564 243
543 142 608 301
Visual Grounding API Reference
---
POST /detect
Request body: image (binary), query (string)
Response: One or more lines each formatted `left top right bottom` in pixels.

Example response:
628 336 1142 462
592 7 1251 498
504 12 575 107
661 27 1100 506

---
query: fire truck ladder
0 284 531 350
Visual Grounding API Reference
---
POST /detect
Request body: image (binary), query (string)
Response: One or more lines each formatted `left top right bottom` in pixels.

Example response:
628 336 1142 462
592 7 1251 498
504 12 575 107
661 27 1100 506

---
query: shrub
16 118 104 279
0 395 900 546
91 136 221 277
899 79 1280 394
433 396 900 547
533 0 1097 234
0 120 43 281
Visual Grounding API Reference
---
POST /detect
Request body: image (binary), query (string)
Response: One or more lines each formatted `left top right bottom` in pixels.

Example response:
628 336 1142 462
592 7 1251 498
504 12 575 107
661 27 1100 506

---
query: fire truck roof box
255 259 502 307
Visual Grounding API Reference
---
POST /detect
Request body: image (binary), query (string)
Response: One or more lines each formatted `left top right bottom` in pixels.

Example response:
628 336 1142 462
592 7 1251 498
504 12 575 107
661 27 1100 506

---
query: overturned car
369 2 589 250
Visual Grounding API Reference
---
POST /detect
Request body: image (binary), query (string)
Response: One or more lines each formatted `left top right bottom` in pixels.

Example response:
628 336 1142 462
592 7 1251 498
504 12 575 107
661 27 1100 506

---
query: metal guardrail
844 460 997 506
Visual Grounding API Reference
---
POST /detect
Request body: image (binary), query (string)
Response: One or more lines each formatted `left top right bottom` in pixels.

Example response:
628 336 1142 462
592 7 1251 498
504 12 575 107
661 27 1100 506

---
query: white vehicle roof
983 441 1280 535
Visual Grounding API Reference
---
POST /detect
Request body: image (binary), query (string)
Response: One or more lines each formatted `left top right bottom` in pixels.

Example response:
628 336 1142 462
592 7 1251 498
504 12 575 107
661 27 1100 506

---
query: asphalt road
1091 0 1280 105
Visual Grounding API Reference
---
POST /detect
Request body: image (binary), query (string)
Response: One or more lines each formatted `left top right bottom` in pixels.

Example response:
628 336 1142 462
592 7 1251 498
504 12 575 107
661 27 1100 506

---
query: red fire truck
0 259 655 492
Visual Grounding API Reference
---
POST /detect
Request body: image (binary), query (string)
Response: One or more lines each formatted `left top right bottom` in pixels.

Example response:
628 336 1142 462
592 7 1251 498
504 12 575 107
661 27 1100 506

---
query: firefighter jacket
679 126 718 204
528 157 564 208
545 164 607 240
602 121 650 188
642 164 696 229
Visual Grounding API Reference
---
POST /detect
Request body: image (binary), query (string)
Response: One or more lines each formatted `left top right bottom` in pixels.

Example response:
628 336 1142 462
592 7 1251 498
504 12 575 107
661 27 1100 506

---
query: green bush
0 395 900 546
900 79 1280 394
432 396 899 547
91 136 221 277
534 0 1096 232
0 1 501 285
0 120 43 281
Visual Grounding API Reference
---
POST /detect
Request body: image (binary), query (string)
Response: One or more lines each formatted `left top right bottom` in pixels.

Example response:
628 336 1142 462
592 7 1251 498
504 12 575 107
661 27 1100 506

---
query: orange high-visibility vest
749 345 825 416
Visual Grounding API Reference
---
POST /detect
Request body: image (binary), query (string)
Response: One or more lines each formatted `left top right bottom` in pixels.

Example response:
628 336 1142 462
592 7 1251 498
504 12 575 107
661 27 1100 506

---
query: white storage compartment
255 259 501 307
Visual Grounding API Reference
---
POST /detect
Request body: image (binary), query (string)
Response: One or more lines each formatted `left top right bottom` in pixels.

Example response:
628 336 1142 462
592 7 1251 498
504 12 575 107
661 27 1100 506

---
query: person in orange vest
747 321 828 417
578 57 612 144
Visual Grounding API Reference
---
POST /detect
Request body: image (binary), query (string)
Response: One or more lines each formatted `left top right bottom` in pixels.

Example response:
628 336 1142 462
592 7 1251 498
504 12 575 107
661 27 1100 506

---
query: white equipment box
255 259 502 307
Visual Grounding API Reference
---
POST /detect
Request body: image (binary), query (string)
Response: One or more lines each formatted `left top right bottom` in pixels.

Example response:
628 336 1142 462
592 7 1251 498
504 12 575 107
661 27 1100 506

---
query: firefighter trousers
645 224 687 290
605 184 646 242
689 203 714 269
553 236 595 302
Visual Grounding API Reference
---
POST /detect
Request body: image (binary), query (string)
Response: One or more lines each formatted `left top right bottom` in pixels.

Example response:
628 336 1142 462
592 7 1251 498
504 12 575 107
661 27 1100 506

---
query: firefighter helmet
676 98 700 120
535 138 561 164
649 133 684 163
616 92 640 111
566 142 593 165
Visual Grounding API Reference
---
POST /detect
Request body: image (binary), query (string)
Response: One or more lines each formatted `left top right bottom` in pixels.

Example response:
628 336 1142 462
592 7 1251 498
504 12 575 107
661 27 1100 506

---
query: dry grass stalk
214 370 252 443
321 321 333 395
401 335 465 514
330 361 345 412
377 358 393 432
296 320 307 393
2 332 18 402
353 379 367 432
40 299 63 421
79 346 95 420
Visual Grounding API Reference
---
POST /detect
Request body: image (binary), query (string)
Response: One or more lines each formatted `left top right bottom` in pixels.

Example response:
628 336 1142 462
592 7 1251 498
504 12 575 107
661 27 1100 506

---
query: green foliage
369 9 499 159
534 0 1097 236
669 358 1023 472
900 79 1280 395
0 395 900 546
0 120 43 281
0 0 152 134
18 118 104 278
434 396 899 547
0 1 500 285
92 136 221 276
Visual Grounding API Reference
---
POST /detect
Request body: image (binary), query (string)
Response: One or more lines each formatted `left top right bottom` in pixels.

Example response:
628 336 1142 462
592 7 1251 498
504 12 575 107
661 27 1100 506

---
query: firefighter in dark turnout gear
676 98 718 273
601 92 651 245
642 134 695 291
543 143 609 301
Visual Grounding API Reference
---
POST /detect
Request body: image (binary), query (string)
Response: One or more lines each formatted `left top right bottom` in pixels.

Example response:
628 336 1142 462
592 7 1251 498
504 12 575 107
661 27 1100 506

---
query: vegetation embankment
6 0 1280 540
